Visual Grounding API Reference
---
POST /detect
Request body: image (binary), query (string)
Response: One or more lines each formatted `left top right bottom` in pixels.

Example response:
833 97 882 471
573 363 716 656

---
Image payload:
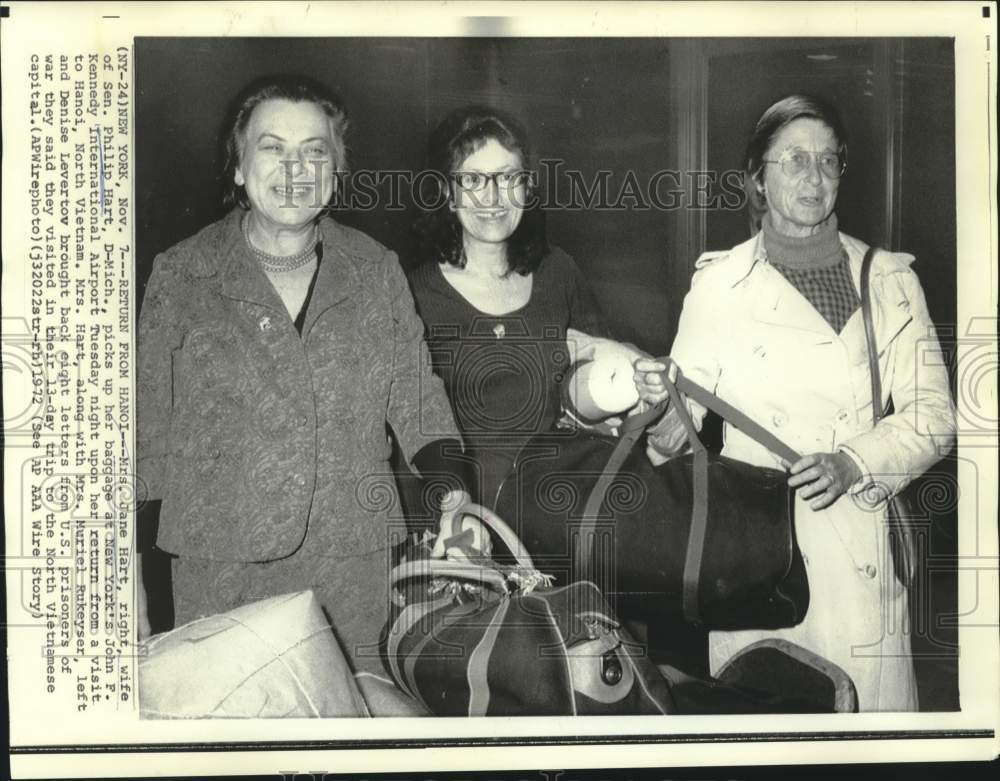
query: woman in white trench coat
635 95 955 711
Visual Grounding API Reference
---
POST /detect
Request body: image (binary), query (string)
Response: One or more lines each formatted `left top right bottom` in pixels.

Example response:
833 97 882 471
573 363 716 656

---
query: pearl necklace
243 215 319 273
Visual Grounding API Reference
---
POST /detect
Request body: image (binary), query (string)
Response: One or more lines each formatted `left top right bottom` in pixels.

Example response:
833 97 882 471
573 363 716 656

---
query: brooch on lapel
259 316 272 332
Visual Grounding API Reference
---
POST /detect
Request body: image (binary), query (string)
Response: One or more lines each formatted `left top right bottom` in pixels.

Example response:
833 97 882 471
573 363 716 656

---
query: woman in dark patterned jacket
136 75 478 675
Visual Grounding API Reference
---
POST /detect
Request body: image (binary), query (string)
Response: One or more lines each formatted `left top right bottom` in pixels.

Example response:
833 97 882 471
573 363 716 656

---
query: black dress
408 247 607 508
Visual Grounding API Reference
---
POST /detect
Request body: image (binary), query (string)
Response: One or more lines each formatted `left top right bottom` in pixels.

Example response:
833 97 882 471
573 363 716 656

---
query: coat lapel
215 213 359 340
840 236 913 364
302 218 359 339
738 234 838 337
217 212 286 314
751 265 839 336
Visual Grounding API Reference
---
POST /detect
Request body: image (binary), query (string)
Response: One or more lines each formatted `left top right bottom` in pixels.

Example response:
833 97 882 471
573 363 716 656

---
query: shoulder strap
860 246 885 425
860 246 915 587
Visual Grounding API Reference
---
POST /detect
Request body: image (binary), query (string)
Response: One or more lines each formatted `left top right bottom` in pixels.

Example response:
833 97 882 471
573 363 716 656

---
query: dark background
136 37 955 354
135 37 959 708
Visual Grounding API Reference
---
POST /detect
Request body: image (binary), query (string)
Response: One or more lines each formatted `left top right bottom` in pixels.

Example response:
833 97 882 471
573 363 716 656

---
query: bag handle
859 246 915 587
446 502 536 572
389 557 510 594
392 503 548 596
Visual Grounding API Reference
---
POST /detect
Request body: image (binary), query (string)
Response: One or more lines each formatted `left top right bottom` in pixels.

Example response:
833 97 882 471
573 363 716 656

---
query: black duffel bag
494 364 809 631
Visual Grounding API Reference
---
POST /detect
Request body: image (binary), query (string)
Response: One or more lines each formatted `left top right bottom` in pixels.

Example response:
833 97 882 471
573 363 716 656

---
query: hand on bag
432 489 493 561
644 405 691 464
787 451 861 511
633 358 677 406
634 359 689 464
601 341 651 425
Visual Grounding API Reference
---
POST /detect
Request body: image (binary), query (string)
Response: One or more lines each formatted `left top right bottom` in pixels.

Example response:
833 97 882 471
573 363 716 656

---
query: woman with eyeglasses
408 106 616 509
633 94 955 710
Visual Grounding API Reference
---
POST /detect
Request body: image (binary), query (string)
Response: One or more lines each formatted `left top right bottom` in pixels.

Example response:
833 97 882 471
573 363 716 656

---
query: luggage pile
139 372 858 718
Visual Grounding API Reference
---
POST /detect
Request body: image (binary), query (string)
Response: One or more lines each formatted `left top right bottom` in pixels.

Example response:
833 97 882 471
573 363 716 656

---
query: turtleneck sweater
763 213 860 333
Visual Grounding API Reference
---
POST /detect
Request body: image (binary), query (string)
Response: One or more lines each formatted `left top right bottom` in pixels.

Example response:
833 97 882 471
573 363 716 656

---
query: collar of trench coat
695 229 916 368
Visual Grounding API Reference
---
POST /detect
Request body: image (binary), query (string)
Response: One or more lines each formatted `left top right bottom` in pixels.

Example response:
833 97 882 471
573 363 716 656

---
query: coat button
772 413 786 428
297 415 308 427
208 448 221 459
862 564 877 579
836 409 850 423
292 474 307 487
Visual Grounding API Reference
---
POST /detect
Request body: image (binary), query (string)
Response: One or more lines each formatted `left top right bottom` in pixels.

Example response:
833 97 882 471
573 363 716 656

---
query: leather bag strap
672 373 801 466
660 374 711 623
860 246 884 426
859 246 915 587
662 363 801 623
574 400 669 583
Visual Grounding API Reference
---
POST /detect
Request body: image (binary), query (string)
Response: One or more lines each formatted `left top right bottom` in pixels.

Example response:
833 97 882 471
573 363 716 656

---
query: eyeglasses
763 148 847 180
451 170 534 191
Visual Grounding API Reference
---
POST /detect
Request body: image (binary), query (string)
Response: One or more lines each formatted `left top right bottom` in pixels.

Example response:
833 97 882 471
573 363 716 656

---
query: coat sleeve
839 266 956 497
136 254 187 504
383 250 465 469
646 265 725 453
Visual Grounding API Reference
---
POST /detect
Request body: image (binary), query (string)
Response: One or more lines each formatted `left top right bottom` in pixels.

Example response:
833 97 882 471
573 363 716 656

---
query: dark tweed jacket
137 209 460 562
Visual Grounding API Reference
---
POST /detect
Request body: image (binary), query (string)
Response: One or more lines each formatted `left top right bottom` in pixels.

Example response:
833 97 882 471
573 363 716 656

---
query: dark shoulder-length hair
743 94 848 229
412 105 547 275
221 74 349 210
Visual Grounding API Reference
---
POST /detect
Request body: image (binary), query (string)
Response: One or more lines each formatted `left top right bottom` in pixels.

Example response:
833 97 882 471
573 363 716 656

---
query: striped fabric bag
385 504 676 716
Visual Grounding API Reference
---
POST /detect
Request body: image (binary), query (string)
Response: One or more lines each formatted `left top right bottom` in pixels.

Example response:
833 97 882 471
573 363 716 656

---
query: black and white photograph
133 34 961 718
2 2 997 778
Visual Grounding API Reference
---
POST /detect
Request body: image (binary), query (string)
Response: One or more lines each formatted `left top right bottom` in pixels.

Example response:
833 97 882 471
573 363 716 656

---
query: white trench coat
665 231 956 711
